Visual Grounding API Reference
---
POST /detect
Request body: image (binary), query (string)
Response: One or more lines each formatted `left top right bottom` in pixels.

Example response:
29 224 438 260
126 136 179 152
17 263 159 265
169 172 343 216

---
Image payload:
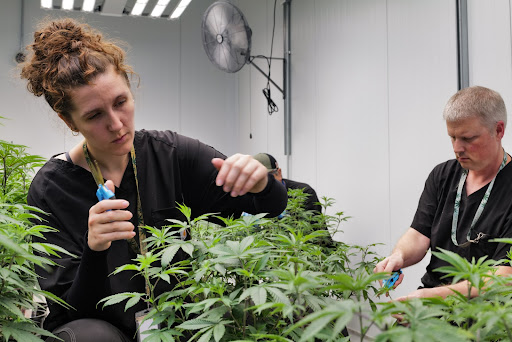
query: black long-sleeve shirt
27 130 287 337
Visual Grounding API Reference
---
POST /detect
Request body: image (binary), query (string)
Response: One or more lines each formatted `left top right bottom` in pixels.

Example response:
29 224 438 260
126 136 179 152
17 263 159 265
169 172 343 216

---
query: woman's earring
72 131 79 136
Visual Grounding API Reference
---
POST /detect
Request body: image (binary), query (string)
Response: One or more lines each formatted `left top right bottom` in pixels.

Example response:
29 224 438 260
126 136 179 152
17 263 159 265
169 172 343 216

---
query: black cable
263 0 278 115
263 88 278 114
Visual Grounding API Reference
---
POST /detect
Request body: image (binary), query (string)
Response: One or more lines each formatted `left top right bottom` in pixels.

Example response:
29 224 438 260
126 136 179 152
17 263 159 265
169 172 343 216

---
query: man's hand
87 180 135 251
374 253 405 289
212 154 269 197
374 228 430 292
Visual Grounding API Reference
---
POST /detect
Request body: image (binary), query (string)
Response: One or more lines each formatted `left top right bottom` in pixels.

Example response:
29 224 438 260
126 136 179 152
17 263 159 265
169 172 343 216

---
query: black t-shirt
411 159 512 288
27 130 288 337
283 178 321 213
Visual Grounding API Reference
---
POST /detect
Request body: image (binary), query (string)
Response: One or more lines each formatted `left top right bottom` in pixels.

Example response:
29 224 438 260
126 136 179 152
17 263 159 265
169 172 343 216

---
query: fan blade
204 6 222 35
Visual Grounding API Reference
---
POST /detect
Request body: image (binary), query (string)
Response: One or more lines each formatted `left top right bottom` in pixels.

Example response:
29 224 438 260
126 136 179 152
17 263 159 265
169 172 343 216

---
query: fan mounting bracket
249 56 285 97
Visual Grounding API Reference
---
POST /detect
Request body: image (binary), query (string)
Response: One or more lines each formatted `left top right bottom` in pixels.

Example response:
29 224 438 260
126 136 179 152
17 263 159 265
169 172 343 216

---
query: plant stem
2 156 7 195
503 318 512 341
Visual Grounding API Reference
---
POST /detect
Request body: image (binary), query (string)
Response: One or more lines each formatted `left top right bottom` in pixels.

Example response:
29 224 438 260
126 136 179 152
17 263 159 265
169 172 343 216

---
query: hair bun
69 40 82 52
20 18 134 116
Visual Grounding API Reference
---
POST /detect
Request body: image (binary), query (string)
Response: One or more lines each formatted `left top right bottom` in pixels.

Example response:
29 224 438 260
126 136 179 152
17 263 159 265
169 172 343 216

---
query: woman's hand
212 154 269 197
87 180 135 251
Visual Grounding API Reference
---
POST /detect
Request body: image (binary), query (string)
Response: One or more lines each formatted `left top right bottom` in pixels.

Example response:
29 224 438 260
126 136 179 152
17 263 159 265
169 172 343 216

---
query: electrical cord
264 0 278 115
263 88 278 114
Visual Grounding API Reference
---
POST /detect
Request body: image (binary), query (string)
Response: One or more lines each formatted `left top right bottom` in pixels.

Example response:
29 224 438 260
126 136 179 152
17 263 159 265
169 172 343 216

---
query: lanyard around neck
451 149 507 246
82 143 146 255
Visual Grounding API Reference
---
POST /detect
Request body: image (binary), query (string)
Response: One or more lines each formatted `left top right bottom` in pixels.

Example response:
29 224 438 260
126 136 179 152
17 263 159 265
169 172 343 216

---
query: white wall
0 0 238 159
468 0 512 153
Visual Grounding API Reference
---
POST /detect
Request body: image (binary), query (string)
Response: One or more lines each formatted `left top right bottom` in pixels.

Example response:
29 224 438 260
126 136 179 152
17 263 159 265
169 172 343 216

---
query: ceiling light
61 0 74 10
41 0 52 9
150 0 171 17
170 0 192 19
131 0 148 16
82 0 95 12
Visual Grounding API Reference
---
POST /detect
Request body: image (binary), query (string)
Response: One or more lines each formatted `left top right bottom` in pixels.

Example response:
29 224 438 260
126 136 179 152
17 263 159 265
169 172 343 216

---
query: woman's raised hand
87 180 135 251
212 154 269 197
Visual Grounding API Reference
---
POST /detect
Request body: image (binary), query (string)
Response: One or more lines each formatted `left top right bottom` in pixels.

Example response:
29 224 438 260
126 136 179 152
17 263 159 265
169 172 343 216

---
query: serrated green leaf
213 323 226 342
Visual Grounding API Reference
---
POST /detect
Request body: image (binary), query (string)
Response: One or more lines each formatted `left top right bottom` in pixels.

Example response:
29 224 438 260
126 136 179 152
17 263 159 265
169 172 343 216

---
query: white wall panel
387 0 458 298
312 0 390 251
468 0 512 151
180 0 239 155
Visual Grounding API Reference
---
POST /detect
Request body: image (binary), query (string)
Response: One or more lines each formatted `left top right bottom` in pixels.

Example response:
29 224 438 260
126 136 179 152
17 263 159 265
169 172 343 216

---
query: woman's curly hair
20 18 135 118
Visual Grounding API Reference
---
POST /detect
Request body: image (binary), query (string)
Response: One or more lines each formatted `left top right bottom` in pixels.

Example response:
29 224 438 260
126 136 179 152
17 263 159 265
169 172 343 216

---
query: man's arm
374 228 430 287
396 265 512 300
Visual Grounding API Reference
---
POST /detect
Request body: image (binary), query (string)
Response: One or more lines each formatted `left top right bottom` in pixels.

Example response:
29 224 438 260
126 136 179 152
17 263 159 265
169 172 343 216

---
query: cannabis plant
293 243 512 341
101 185 512 341
100 190 383 341
0 139 45 204
0 135 73 341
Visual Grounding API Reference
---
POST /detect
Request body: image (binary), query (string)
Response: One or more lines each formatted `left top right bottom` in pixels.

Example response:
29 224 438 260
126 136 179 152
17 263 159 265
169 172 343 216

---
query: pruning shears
90 160 116 201
383 269 402 289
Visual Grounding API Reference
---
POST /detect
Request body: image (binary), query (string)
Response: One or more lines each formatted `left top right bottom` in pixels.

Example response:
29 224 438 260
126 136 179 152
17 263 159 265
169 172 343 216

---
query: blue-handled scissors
383 269 402 289
90 160 116 201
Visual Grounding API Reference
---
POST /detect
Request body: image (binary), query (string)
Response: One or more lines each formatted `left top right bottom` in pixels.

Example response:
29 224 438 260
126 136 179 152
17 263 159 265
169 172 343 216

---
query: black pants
45 319 134 342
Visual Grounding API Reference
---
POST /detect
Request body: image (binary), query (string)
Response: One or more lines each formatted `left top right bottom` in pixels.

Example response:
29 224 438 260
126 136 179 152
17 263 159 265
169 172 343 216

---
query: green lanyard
82 143 146 255
451 149 507 246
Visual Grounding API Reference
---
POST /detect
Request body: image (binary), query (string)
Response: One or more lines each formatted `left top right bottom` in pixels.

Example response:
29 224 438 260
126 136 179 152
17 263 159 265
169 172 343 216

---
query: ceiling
45 0 179 19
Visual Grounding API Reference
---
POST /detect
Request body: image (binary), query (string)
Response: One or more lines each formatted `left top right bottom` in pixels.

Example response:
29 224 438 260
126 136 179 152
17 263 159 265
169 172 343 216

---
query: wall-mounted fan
201 1 284 95
201 0 292 155
202 1 252 73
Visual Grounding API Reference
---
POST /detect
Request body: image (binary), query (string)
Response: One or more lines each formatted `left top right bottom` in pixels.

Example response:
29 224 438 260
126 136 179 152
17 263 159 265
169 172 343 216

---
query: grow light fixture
150 0 171 18
170 0 192 19
62 0 74 10
40 0 193 19
82 0 96 12
41 0 52 9
131 0 148 16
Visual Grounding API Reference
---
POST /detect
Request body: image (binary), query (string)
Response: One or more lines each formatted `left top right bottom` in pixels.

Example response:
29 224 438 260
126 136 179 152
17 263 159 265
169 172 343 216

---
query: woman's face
62 65 135 160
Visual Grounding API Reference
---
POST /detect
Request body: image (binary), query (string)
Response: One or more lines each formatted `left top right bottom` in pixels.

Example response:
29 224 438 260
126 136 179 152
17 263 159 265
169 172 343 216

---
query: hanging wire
264 0 278 115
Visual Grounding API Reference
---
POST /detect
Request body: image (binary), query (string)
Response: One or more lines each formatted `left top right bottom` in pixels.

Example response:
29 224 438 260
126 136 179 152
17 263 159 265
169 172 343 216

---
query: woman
21 18 287 342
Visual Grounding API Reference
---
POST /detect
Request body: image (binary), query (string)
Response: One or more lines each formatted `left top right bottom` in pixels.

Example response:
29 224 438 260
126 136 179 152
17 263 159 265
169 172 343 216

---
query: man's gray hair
443 86 507 131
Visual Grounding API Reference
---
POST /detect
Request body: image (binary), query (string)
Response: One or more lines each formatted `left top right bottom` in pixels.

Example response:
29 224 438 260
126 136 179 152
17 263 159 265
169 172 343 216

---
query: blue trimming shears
90 160 116 201
383 269 402 289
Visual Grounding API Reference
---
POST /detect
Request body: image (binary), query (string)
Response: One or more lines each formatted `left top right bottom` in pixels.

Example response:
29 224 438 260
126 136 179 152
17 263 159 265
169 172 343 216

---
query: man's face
446 116 504 172
270 168 283 182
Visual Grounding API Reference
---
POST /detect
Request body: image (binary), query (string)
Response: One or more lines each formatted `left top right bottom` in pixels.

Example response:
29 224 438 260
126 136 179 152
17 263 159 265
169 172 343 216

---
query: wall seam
178 13 182 133
386 0 392 253
509 0 512 84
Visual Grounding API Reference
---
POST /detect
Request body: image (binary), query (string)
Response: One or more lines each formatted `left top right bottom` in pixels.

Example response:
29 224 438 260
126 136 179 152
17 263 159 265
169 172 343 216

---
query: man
253 153 322 213
374 86 512 300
